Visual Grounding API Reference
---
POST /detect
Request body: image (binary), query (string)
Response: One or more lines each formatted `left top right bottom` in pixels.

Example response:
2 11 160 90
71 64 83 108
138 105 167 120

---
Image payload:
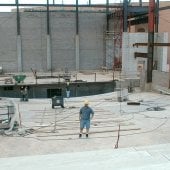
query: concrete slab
0 147 169 170
0 91 170 169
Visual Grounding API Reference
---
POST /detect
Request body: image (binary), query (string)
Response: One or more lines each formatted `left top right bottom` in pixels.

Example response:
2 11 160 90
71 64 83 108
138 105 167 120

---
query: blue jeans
80 119 90 129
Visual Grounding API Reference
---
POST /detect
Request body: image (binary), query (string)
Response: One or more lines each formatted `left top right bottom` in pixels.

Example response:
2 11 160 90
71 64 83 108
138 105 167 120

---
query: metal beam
127 6 148 13
76 0 79 35
159 5 170 11
155 0 159 32
123 0 128 32
47 0 50 35
139 0 142 6
134 52 148 58
0 4 123 8
106 0 109 14
128 16 148 25
16 0 20 35
133 43 170 47
147 0 155 83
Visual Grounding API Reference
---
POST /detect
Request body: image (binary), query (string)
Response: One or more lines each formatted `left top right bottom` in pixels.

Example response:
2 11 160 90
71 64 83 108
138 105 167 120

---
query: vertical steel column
106 0 109 14
76 0 79 35
75 0 80 71
147 0 155 83
123 0 128 32
106 0 109 31
16 0 20 35
16 0 22 72
46 0 52 72
89 0 91 5
47 0 50 35
155 0 159 32
139 0 142 6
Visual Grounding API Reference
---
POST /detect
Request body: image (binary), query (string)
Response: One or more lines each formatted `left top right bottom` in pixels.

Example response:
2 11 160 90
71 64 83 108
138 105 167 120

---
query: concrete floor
0 71 170 169
0 70 117 85
0 91 170 159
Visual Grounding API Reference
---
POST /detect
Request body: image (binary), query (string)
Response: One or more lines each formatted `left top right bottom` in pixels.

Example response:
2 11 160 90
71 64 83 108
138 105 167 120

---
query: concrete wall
79 13 105 70
122 32 168 78
159 9 170 67
0 11 106 72
0 13 17 72
122 33 148 78
21 12 47 72
0 81 115 98
152 70 169 90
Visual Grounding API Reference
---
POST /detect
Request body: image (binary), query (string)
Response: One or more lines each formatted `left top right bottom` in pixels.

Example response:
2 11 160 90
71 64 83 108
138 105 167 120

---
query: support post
16 0 22 72
75 0 79 71
76 0 79 35
123 0 128 32
155 0 159 32
106 0 109 31
75 35 80 71
47 35 52 71
147 0 155 83
46 0 52 72
17 36 22 72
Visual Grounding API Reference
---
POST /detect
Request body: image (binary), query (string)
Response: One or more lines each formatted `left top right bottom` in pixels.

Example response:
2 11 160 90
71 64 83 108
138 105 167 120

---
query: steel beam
47 0 50 35
155 0 159 32
128 17 148 25
106 0 109 14
127 6 148 13
16 0 20 35
133 43 170 47
106 0 109 31
76 0 79 35
139 0 142 6
147 0 155 83
0 4 123 8
123 0 128 32
134 52 148 58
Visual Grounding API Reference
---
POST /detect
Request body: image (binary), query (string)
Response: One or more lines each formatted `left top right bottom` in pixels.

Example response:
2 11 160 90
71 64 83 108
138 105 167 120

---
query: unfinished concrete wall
122 33 148 78
152 70 169 90
122 32 168 78
21 12 47 72
79 13 105 70
0 11 106 73
50 12 76 71
0 13 17 72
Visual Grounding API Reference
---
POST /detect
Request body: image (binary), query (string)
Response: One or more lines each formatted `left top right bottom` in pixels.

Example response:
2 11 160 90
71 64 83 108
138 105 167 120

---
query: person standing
79 100 94 138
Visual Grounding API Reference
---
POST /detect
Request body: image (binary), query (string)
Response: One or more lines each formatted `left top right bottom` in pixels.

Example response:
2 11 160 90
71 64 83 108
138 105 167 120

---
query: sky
0 0 169 11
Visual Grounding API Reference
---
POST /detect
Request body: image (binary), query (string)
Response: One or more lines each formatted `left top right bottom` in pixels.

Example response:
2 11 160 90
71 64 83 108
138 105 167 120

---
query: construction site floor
0 91 170 169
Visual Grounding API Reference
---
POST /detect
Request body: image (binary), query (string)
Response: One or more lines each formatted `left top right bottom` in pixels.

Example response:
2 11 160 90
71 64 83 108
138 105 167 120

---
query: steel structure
0 0 165 81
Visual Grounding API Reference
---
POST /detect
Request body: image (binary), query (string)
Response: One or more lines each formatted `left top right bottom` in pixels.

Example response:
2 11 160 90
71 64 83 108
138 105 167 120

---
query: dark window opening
4 86 14 91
